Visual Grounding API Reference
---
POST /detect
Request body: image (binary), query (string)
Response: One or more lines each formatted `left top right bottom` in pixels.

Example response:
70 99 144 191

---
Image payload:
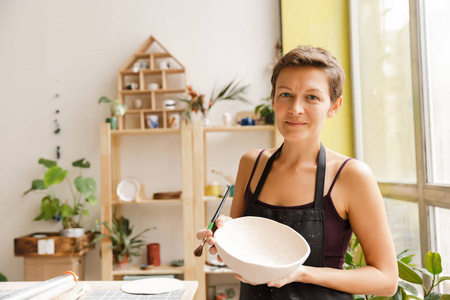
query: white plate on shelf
121 278 184 294
116 177 140 202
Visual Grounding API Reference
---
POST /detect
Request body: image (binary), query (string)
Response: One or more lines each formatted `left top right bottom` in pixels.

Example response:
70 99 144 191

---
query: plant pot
114 254 129 270
106 117 118 130
60 228 85 238
264 112 274 125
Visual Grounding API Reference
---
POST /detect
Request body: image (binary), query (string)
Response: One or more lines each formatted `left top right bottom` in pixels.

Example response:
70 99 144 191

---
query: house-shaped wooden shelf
117 36 187 132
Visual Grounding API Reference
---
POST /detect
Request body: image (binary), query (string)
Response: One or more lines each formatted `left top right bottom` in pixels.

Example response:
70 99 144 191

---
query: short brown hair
270 46 345 102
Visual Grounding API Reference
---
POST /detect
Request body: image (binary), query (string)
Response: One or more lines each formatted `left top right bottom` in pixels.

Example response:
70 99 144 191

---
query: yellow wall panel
281 0 354 157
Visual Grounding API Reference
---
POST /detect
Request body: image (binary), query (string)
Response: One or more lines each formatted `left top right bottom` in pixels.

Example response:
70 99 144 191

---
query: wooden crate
14 231 95 257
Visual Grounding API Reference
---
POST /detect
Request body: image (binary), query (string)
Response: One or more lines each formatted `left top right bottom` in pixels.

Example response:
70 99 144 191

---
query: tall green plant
177 79 250 123
0 272 7 282
345 235 450 300
23 158 97 229
90 214 155 263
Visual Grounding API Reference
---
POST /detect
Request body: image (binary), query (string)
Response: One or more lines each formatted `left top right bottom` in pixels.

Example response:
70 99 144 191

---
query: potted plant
254 96 275 125
345 235 450 299
23 158 98 237
177 79 250 124
98 96 127 130
90 214 155 269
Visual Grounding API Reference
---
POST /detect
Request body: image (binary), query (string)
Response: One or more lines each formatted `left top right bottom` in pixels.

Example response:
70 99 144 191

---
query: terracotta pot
113 253 129 270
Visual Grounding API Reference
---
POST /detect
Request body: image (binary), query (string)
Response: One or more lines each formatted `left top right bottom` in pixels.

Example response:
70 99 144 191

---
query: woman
197 46 398 299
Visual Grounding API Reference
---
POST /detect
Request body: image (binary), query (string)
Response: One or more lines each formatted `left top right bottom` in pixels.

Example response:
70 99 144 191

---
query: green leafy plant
0 272 7 282
90 214 155 263
254 96 274 118
177 80 250 123
23 158 98 229
98 96 127 117
345 235 450 299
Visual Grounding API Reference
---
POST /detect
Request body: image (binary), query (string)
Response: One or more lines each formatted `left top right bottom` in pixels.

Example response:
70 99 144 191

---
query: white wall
0 0 280 280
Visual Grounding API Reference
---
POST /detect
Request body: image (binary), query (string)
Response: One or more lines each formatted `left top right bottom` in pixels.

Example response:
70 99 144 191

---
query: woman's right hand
196 215 232 260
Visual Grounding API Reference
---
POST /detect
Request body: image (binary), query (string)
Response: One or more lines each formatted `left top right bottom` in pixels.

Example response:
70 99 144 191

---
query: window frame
349 0 450 267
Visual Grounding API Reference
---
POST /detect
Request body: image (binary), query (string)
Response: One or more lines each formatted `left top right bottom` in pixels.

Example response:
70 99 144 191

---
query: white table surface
0 280 198 300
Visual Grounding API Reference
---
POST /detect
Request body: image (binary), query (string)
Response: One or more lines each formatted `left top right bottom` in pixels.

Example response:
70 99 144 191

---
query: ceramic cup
146 115 159 129
148 83 159 90
205 181 222 197
125 82 138 90
222 112 232 126
147 243 160 267
168 113 180 129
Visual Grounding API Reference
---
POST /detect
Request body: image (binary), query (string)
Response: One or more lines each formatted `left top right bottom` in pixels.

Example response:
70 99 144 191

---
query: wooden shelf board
121 90 153 95
126 108 183 114
165 69 186 74
112 198 182 205
204 125 275 132
120 69 184 76
203 196 233 203
141 69 164 75
110 128 181 136
120 88 185 95
120 70 140 76
154 88 186 94
204 265 235 275
151 52 172 58
113 264 184 276
135 53 151 58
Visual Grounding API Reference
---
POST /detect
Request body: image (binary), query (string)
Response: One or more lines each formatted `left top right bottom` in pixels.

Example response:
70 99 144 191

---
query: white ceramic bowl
214 216 310 284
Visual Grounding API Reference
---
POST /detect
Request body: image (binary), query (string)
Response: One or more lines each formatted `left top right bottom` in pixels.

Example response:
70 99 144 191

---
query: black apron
240 143 353 299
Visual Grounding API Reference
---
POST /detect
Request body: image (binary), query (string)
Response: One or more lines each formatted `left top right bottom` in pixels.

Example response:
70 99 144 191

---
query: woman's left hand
235 266 306 288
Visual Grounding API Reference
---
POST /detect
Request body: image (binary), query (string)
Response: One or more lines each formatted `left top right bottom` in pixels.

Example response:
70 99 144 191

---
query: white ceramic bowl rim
215 216 311 268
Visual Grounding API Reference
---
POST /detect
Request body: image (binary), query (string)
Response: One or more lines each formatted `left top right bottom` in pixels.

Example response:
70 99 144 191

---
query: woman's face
272 66 339 142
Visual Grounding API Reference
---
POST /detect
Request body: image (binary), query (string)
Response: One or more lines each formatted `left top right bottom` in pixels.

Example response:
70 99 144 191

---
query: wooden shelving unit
192 122 283 298
117 35 187 131
99 35 205 300
100 123 196 282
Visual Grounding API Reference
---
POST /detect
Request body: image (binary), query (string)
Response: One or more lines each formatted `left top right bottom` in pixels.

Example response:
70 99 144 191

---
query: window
422 0 450 185
385 198 421 264
353 0 416 183
351 0 450 292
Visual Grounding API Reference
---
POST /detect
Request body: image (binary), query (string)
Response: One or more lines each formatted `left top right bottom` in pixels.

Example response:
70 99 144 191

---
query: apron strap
314 143 326 209
252 144 283 203
252 142 327 209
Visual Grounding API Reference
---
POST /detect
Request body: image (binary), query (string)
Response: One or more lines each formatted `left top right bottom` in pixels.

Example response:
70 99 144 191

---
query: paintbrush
193 185 231 257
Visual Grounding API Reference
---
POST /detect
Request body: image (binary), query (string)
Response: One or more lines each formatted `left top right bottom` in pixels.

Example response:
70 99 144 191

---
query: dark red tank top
244 150 353 269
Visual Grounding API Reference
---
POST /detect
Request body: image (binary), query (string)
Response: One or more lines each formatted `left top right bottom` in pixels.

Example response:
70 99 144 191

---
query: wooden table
0 280 198 300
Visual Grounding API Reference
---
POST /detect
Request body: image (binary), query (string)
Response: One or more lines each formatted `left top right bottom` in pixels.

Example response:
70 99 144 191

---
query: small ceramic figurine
133 99 142 109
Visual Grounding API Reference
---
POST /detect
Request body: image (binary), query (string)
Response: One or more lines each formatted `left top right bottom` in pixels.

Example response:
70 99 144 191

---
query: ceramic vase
106 117 118 130
60 228 85 237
